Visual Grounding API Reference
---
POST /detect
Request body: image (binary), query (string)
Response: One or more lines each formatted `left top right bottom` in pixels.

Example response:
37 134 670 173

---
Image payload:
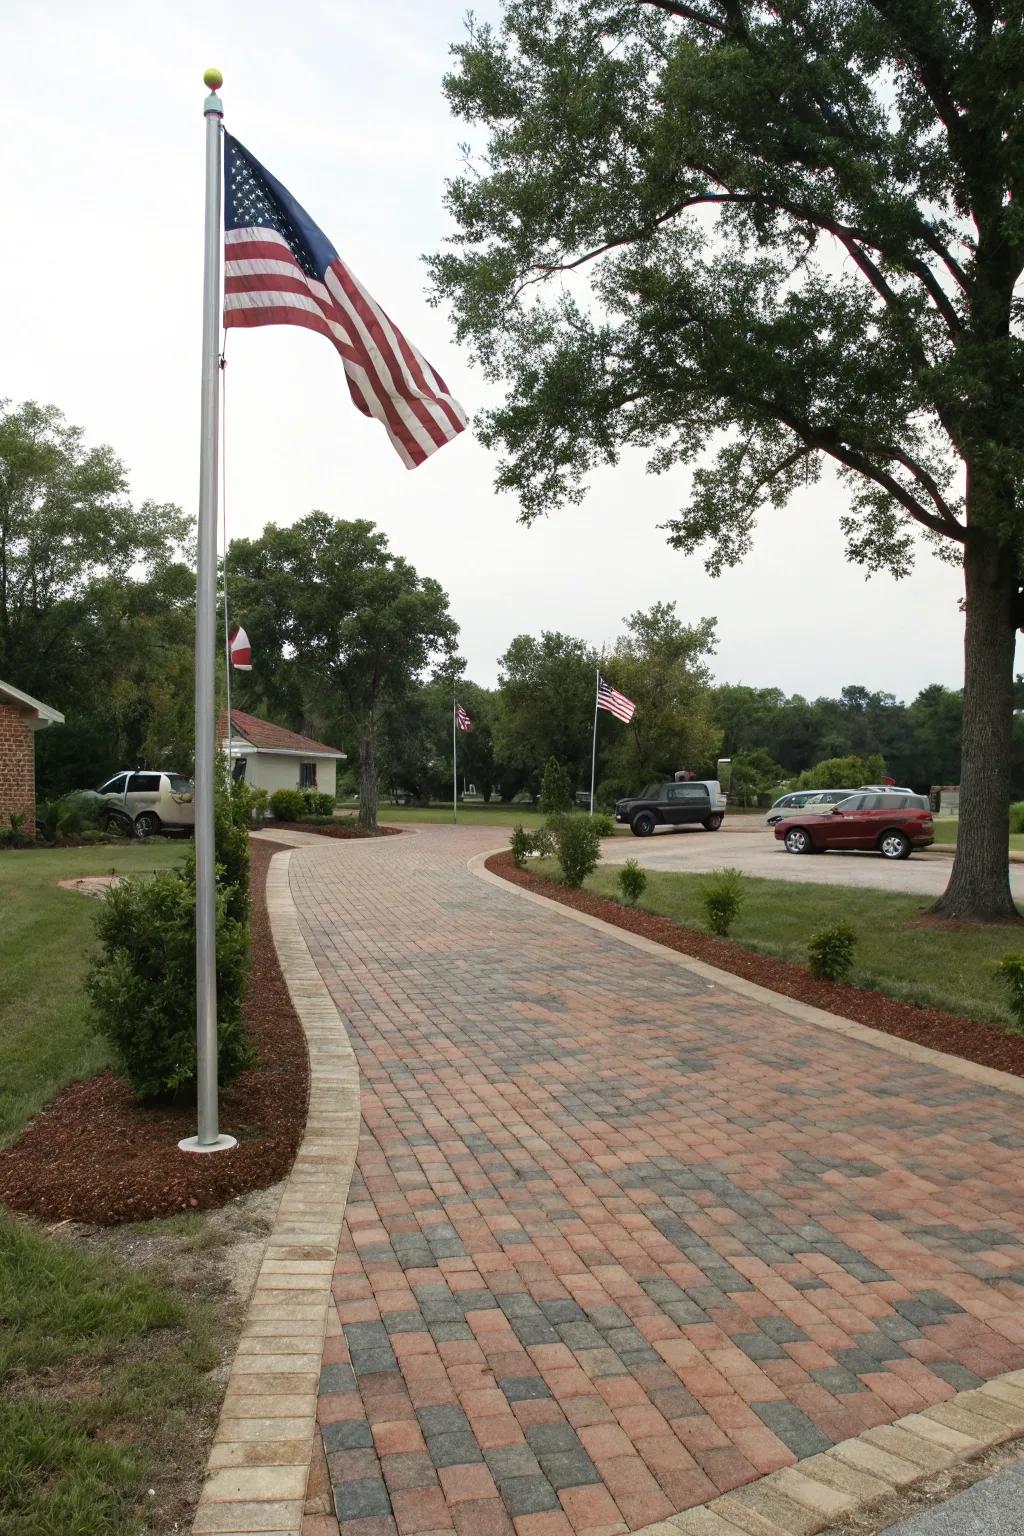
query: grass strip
0 1214 216 1535
0 843 184 1147
533 859 1023 1031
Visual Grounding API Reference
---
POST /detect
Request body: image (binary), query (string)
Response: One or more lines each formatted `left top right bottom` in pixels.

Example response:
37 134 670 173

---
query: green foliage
510 823 556 867
303 790 336 817
808 921 858 983
86 871 250 1100
554 814 602 888
270 788 306 822
226 512 457 830
496 632 597 791
701 868 744 937
1010 804 1024 835
590 812 615 838
88 760 251 1100
795 755 886 791
0 812 34 850
997 953 1024 1034
617 858 647 905
729 748 785 806
233 782 268 825
34 798 86 846
540 756 574 814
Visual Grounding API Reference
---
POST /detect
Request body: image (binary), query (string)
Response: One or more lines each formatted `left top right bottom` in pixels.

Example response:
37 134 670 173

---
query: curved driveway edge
192 847 361 1536
470 849 1024 1103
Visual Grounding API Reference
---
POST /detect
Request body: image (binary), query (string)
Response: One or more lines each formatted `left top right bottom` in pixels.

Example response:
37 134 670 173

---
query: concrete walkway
283 826 1024 1535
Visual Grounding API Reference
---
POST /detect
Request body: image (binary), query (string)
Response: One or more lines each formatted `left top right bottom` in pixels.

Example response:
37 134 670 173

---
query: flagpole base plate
178 1133 238 1154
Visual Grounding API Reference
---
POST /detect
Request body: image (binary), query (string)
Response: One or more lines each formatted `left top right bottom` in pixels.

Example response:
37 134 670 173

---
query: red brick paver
292 827 1024 1534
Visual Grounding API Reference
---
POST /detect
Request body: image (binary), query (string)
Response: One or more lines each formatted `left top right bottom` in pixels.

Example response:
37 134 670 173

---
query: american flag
222 134 467 469
455 703 473 732
597 674 636 723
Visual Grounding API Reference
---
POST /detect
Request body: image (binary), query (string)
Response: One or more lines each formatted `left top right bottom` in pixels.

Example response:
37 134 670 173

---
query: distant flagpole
590 667 600 815
180 69 235 1156
452 691 458 825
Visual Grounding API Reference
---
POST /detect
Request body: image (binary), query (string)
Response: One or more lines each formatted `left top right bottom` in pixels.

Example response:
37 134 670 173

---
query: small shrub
808 920 858 983
540 757 573 816
997 952 1024 1033
510 825 556 867
1 812 34 849
88 872 251 1100
554 815 602 889
617 858 647 905
232 782 268 826
269 788 306 822
79 828 114 845
590 812 615 838
302 790 335 817
510 824 531 868
35 798 86 846
702 867 745 937
1009 803 1024 835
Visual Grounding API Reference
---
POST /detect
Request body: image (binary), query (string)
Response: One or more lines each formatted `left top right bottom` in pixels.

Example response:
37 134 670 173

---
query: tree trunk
933 530 1020 922
358 714 379 830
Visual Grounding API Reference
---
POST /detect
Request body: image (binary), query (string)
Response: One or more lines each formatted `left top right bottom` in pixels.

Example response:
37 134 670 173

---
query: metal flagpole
180 68 236 1155
221 353 234 795
452 694 458 824
589 667 600 815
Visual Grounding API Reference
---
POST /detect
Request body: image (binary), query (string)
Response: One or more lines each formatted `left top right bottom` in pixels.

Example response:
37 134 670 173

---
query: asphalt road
600 822 1024 900
877 1461 1024 1535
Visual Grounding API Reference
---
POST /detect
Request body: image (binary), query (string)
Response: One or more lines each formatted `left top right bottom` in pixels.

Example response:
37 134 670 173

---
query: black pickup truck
614 780 727 836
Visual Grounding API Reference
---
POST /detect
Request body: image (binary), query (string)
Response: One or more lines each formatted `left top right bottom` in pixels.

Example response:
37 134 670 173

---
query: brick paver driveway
290 826 1024 1536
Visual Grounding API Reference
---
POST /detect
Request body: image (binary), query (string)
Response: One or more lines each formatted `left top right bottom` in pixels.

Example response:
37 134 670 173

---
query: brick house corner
0 682 65 835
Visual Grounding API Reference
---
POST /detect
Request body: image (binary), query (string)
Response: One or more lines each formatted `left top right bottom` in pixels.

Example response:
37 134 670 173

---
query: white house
221 708 346 798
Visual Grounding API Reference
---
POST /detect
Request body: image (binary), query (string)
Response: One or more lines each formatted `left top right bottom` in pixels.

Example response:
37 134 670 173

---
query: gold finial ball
203 68 223 91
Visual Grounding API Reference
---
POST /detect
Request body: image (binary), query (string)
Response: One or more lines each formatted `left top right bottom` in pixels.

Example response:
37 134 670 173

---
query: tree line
1 399 1008 837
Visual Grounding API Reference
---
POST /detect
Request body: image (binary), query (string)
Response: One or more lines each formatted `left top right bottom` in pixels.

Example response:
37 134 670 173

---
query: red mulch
0 840 310 1225
270 820 402 839
487 850 1024 1080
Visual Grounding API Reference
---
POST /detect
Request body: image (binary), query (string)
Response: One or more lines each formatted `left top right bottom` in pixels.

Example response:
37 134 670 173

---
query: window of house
299 762 317 789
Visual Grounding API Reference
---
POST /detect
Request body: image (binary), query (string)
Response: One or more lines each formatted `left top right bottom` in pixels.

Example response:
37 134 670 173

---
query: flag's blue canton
224 133 337 282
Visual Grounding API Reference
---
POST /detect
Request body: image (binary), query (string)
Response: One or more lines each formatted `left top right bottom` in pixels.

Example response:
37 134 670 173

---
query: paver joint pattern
287 826 1024 1536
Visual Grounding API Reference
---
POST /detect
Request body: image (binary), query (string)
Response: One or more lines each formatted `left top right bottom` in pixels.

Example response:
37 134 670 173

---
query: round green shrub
617 858 647 905
554 815 601 888
702 868 744 937
807 920 857 982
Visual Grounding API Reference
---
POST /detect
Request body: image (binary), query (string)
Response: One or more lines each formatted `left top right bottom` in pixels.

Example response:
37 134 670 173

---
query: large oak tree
430 0 1024 919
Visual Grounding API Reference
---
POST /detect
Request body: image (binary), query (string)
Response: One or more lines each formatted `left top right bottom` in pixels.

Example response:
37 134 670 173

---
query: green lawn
0 842 185 1146
930 818 1024 854
0 1213 216 1534
374 802 581 829
532 859 1024 1030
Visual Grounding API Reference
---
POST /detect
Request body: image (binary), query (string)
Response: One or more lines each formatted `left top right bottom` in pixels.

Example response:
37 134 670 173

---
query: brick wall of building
0 702 37 833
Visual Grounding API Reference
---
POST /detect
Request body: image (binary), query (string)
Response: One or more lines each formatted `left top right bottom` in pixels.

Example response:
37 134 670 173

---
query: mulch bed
0 840 310 1225
487 850 1024 1080
270 819 402 839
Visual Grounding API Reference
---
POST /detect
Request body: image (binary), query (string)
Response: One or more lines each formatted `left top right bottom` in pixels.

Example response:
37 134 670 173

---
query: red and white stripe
229 625 252 671
223 227 468 469
597 676 636 723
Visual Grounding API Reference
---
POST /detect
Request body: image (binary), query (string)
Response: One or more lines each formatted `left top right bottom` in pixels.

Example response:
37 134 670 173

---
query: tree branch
636 0 727 30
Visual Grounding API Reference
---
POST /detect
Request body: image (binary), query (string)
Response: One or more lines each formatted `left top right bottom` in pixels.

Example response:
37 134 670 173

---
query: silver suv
97 771 195 838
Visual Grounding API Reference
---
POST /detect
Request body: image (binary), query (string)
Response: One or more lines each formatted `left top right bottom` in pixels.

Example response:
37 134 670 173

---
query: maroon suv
774 791 934 860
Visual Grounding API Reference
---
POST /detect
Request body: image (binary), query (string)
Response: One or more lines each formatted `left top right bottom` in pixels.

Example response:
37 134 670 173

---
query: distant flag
455 703 473 732
229 625 252 671
597 674 635 723
222 133 468 469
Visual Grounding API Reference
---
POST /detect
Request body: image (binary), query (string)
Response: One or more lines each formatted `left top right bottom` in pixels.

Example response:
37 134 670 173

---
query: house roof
221 708 346 758
0 679 64 726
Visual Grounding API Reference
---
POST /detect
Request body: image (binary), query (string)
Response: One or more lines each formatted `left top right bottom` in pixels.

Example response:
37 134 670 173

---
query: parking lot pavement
877 1459 1024 1535
599 825 1024 900
288 825 1024 1536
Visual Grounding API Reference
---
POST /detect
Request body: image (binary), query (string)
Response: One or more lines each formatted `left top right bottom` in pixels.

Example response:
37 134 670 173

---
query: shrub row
269 788 335 821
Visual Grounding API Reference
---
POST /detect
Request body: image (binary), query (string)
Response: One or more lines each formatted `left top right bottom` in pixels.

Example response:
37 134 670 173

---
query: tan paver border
191 847 360 1536
471 848 1024 1100
632 1374 1024 1535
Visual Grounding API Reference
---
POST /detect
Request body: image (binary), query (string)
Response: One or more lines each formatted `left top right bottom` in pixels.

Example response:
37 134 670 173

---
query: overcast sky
2 0 993 700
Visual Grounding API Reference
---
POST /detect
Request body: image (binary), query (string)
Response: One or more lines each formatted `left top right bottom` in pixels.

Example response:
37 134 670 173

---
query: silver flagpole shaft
181 68 235 1156
590 668 599 815
453 697 457 824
